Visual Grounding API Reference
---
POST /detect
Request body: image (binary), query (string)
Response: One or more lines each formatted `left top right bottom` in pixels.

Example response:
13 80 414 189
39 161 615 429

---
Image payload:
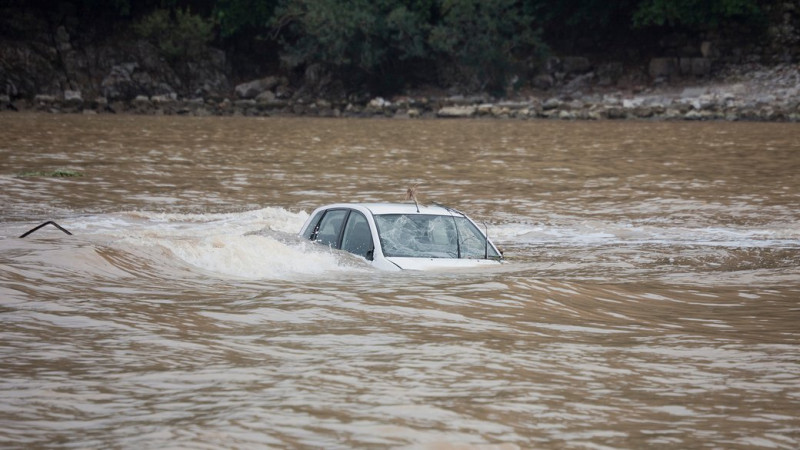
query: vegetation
133 7 216 63
2 0 774 95
632 0 763 27
428 0 545 94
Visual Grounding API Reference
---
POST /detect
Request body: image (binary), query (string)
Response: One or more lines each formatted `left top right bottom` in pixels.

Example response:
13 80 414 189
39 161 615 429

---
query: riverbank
2 63 799 122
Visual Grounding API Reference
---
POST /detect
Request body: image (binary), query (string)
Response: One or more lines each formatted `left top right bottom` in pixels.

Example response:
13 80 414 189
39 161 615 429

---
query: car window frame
340 210 374 260
311 208 349 248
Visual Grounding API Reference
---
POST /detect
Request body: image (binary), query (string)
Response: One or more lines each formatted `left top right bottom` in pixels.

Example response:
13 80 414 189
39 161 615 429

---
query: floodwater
0 113 798 449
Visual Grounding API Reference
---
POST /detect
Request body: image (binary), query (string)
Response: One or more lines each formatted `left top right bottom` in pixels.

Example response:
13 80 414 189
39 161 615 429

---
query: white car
299 203 503 270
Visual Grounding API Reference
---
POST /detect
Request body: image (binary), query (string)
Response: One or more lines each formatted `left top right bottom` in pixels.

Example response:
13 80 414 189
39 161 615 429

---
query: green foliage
271 0 431 90
2 0 780 97
269 0 546 94
526 0 639 45
83 0 131 16
632 0 764 28
0 0 135 38
133 7 216 62
214 0 279 37
429 0 545 93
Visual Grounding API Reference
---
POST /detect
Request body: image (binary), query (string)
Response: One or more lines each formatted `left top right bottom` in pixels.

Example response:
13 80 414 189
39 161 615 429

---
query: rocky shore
3 0 799 122
3 62 798 122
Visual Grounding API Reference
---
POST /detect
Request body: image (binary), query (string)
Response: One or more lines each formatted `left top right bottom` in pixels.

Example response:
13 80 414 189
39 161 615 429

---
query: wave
493 220 800 249
5 207 799 285
3 207 372 281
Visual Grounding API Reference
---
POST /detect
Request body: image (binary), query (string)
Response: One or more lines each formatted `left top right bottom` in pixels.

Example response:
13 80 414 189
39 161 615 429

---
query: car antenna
405 184 420 213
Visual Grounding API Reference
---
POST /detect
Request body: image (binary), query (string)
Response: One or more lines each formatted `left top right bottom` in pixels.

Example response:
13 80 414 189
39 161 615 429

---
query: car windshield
373 214 500 259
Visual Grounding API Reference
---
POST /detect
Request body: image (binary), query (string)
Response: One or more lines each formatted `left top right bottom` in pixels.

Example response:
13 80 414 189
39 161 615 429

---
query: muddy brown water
1 113 799 448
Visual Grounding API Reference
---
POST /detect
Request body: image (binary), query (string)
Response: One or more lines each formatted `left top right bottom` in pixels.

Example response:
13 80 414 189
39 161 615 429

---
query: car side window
341 211 373 260
315 209 348 247
302 211 325 239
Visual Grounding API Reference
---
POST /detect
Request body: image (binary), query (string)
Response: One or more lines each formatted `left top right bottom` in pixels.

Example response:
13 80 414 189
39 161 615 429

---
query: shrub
133 7 215 63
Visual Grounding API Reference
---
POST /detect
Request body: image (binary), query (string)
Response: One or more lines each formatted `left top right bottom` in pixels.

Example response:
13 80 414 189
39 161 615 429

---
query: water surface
1 113 799 448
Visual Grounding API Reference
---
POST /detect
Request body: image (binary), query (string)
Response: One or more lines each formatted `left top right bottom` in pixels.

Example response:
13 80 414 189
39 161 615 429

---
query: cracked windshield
375 214 499 259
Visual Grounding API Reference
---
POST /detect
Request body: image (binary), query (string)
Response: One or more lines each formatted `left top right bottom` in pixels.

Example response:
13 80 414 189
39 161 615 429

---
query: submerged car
299 203 503 270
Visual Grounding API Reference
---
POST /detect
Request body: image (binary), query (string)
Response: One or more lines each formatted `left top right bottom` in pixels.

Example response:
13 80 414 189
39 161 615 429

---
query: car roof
317 202 466 217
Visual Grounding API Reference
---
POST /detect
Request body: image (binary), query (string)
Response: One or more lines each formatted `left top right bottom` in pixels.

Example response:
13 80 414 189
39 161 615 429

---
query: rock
700 41 719 58
61 89 83 111
649 57 678 79
597 62 624 86
436 105 476 118
234 99 256 108
562 56 592 74
476 103 494 115
55 26 71 52
692 58 712 77
532 73 554 90
151 93 176 104
366 97 394 116
684 110 706 120
275 83 293 99
255 90 276 104
129 95 151 113
679 57 711 76
622 98 643 109
291 103 307 115
567 99 584 110
63 89 82 105
729 83 748 95
102 63 141 101
492 106 511 118
387 108 405 119
696 94 717 110
64 89 83 103
194 107 211 117
564 72 595 91
681 87 708 98
587 110 603 120
258 97 288 109
368 97 389 108
234 80 260 100
234 76 280 99
602 94 622 106
34 94 56 103
527 98 543 114
511 108 530 119
679 58 692 75
633 106 655 118
605 106 626 119
542 98 561 110
496 100 529 109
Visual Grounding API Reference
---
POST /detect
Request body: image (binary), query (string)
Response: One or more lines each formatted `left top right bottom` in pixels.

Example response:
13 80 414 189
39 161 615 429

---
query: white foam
491 220 800 249
58 207 370 279
68 207 308 236
150 233 356 279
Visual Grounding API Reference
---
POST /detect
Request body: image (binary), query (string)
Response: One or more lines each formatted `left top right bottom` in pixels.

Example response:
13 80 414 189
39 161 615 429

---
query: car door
340 210 374 260
313 209 348 247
